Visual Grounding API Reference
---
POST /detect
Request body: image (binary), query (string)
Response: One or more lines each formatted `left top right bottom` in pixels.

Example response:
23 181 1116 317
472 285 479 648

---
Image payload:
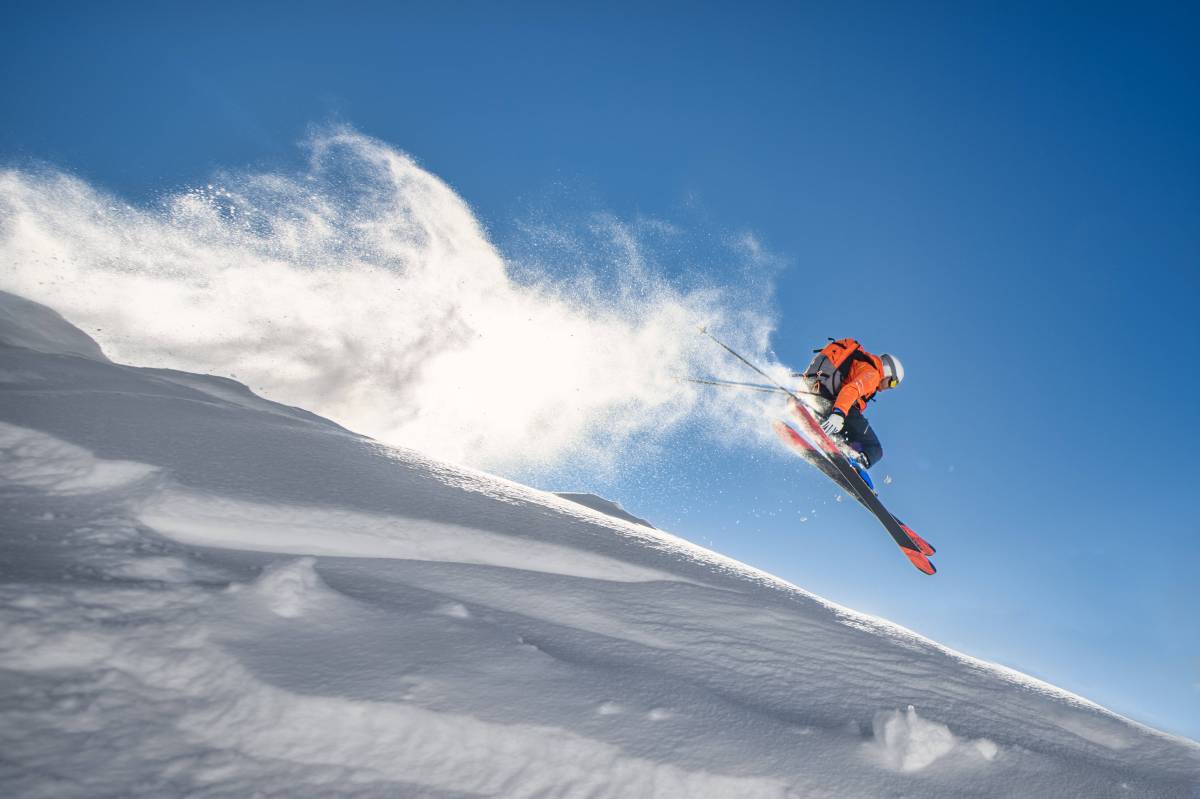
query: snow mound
249 556 336 618
0 290 109 361
870 704 999 773
554 492 656 528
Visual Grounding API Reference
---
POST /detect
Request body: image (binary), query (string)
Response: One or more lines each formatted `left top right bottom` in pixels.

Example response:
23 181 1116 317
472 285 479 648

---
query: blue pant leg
843 407 883 467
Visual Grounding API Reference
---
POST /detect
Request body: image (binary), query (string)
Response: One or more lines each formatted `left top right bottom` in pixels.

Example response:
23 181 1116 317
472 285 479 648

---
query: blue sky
4 1 1199 739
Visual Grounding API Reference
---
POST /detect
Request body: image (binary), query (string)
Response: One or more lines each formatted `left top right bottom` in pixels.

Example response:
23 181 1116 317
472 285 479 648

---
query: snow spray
0 128 785 475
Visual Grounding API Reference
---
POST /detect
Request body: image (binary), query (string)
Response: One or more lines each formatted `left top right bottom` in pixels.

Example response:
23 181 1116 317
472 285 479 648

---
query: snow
0 132 781 476
1 290 1198 798
139 490 676 583
0 290 109 362
554 492 656 528
0 421 157 494
869 705 998 773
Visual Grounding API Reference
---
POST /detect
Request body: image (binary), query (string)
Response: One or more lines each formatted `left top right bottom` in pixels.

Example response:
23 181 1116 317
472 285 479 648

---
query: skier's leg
843 408 883 467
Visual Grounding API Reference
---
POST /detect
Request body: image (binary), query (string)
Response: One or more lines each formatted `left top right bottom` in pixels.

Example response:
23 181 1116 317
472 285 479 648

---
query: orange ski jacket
832 354 885 415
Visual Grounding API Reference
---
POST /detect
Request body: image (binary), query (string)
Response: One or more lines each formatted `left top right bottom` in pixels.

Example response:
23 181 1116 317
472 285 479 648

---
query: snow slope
1 290 1197 798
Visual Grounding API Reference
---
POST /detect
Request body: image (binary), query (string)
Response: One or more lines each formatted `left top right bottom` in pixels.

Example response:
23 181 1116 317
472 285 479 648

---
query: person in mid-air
799 338 904 473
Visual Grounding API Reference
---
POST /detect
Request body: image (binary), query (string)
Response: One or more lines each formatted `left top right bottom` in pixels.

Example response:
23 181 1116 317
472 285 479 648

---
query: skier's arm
833 363 882 415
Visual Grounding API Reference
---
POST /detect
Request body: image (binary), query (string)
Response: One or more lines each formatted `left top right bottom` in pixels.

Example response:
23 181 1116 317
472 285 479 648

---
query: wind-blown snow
0 128 779 475
1 292 1197 797
139 490 676 584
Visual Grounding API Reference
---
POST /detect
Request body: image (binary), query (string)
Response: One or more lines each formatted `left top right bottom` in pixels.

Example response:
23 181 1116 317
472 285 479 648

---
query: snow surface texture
1 291 1198 798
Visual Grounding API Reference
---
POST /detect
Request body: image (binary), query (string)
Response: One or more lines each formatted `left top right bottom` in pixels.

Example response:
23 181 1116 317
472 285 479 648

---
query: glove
820 409 845 436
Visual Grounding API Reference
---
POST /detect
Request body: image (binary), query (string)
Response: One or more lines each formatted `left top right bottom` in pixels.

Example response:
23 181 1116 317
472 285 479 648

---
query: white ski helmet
880 353 904 389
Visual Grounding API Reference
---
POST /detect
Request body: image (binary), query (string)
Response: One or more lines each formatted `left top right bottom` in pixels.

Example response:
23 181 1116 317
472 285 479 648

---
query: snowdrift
1 290 1197 798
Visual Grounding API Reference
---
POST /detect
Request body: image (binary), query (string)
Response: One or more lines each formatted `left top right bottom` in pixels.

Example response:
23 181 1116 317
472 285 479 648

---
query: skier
800 338 904 472
700 327 933 572
701 327 932 572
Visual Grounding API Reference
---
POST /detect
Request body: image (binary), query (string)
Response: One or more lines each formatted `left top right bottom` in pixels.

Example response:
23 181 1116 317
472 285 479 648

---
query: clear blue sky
4 1 1198 739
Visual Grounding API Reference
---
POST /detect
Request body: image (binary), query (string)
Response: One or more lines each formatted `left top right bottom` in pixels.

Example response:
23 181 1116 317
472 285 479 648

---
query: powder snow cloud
0 127 783 474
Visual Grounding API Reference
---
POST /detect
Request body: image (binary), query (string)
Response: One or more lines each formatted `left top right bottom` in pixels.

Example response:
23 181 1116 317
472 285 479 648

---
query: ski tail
898 523 936 557
773 421 856 493
783 398 937 574
773 419 819 459
900 546 937 575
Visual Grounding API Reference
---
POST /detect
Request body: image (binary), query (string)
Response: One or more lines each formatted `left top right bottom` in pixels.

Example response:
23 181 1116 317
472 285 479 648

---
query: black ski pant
843 406 883 468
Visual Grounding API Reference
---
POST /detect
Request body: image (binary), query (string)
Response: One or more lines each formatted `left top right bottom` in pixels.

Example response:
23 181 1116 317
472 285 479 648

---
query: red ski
783 401 936 574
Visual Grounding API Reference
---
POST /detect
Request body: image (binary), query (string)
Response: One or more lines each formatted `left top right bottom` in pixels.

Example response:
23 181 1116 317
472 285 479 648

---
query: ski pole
698 327 805 403
679 376 790 394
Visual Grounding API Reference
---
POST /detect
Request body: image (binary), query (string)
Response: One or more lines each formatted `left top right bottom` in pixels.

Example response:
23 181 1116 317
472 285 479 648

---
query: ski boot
842 445 874 491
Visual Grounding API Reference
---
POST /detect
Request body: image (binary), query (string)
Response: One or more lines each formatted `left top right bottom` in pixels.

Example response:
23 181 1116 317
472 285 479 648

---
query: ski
773 420 855 494
699 327 935 573
785 399 936 573
776 417 935 558
784 394 936 556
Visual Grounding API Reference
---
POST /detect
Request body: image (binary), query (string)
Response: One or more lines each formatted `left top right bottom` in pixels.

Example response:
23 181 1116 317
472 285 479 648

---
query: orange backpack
801 338 877 402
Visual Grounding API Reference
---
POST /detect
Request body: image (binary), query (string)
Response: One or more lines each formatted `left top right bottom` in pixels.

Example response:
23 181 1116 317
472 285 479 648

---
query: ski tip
902 546 937 575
